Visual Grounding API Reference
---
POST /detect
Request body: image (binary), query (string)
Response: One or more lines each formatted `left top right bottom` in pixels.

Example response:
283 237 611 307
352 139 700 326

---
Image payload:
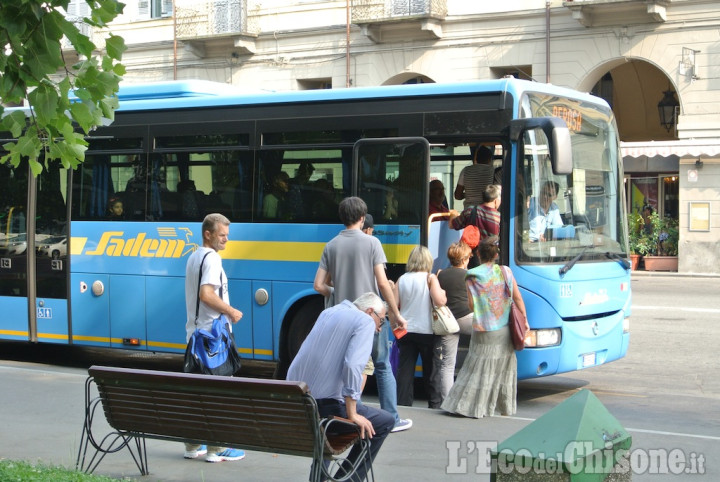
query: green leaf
105 34 127 60
49 133 88 170
91 0 126 27
28 158 44 177
15 128 43 158
1 111 30 138
61 23 96 58
69 101 95 133
28 83 60 125
99 96 119 119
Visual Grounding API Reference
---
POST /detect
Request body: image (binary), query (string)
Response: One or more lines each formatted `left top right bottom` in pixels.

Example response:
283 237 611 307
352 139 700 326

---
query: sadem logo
83 227 199 258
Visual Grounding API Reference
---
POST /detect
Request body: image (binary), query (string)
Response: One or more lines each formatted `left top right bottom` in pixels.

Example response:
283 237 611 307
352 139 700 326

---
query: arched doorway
382 73 434 85
583 59 680 242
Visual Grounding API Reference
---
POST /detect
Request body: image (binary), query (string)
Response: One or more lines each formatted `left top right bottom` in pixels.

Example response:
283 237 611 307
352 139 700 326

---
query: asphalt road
1 273 718 480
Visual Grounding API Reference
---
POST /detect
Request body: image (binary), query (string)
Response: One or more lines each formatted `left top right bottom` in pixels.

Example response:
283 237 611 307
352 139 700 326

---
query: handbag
502 266 528 351
431 304 460 335
428 274 460 335
183 252 242 376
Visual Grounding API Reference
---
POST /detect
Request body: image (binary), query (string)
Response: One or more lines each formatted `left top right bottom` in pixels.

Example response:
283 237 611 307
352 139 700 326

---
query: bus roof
113 77 608 112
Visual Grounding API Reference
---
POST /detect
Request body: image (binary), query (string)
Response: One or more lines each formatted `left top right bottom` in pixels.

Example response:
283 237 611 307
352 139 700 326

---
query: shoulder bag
428 275 460 335
502 266 528 351
183 252 243 376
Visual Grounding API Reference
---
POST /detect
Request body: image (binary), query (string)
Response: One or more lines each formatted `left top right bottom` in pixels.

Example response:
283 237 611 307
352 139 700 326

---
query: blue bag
184 315 242 376
182 251 242 376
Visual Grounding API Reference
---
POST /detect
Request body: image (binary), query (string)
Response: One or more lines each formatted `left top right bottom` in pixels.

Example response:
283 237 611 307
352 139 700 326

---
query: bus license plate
582 352 596 367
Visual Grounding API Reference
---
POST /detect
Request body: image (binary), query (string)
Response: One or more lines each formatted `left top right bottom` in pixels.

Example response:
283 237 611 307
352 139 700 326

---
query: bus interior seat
122 191 146 220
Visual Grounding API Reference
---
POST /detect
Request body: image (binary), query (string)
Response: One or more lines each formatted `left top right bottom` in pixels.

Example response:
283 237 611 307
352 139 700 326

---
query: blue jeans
371 321 399 424
316 398 394 482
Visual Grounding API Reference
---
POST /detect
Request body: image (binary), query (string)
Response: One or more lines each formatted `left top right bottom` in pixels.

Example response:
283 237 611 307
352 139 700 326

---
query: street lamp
657 88 679 133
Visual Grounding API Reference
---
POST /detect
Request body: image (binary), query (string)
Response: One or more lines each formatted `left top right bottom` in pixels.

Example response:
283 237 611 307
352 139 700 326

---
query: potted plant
643 211 679 271
628 212 650 269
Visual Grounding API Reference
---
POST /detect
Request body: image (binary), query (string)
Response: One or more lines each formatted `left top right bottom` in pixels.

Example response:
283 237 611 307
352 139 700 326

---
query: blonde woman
393 246 447 407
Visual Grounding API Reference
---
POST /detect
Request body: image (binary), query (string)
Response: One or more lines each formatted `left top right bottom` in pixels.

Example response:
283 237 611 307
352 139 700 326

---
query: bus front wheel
276 296 324 379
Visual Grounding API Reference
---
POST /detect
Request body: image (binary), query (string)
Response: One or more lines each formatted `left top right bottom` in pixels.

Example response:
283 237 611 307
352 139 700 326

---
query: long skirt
440 324 517 418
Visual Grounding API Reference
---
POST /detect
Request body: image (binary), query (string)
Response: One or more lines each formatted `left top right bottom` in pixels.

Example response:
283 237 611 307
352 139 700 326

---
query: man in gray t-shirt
313 196 412 432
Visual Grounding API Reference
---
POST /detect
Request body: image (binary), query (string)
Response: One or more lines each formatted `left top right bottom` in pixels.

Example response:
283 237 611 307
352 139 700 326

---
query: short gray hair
202 213 230 234
353 292 384 313
482 184 501 203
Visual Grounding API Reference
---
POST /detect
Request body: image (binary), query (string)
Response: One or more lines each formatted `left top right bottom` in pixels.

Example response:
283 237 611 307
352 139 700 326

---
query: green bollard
491 389 632 481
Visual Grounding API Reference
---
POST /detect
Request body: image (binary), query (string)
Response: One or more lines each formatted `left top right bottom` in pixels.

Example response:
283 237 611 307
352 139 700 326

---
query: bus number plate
37 308 52 319
582 352 596 367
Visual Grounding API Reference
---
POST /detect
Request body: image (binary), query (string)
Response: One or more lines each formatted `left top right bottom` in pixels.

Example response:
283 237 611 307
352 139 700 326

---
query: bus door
352 138 429 279
0 161 70 344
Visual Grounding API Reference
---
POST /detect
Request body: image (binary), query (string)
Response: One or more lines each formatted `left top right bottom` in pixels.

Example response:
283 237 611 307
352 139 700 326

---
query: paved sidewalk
1 360 527 481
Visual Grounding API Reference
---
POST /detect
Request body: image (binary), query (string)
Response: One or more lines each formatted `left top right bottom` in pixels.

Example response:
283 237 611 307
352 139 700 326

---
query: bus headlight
525 328 562 347
623 317 630 333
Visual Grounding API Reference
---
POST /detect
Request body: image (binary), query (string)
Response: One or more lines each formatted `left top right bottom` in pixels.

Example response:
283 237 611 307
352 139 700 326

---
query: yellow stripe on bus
0 330 29 337
222 241 326 262
70 237 87 255
0 332 272 357
222 240 413 265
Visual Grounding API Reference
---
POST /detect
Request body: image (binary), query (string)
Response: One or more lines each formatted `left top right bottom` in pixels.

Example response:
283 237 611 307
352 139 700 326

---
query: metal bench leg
76 376 149 476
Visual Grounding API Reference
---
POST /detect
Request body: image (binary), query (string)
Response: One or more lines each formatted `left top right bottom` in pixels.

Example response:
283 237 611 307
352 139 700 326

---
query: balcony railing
176 0 256 38
353 0 448 24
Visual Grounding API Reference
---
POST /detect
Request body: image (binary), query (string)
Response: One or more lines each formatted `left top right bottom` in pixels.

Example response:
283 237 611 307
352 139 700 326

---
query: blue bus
0 78 630 379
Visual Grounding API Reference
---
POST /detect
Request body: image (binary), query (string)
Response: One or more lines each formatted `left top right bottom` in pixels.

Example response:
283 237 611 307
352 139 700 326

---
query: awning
621 140 720 158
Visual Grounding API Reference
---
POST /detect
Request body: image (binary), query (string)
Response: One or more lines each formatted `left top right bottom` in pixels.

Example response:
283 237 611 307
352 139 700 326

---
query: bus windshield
516 92 626 265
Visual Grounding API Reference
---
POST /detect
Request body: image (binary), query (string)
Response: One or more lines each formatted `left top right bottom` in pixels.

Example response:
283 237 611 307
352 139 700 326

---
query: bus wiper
605 252 631 270
559 245 592 276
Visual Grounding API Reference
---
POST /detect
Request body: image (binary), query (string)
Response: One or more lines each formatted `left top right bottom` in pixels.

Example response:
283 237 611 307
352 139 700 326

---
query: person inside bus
287 161 314 219
449 184 501 236
441 235 528 418
107 197 124 220
309 177 338 221
362 213 374 235
528 181 563 242
454 145 495 209
429 180 458 221
449 184 501 268
263 170 290 219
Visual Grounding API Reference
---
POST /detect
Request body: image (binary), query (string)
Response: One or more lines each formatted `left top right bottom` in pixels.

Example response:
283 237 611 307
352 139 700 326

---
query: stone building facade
70 0 720 273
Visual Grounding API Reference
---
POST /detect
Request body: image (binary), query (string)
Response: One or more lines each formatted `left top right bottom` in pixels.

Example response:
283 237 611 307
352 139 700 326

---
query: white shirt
184 247 229 341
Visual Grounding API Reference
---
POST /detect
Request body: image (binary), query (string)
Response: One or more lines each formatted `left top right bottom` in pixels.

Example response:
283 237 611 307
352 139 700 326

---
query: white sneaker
184 445 207 459
206 448 246 463
391 418 412 433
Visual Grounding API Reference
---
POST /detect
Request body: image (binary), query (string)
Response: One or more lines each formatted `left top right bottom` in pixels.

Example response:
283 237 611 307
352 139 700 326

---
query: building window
297 79 332 90
138 0 173 19
490 66 533 81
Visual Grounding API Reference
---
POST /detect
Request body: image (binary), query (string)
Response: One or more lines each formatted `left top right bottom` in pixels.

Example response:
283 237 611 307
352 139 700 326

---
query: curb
631 270 720 278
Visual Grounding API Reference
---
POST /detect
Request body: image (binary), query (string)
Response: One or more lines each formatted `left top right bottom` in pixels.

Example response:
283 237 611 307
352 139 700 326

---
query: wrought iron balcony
175 0 258 54
353 0 448 42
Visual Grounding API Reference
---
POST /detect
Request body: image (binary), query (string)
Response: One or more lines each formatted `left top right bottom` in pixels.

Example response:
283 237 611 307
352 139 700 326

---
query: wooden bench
76 365 373 481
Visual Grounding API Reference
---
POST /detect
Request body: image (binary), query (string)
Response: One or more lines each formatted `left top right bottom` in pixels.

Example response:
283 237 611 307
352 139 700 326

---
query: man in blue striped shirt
287 293 394 480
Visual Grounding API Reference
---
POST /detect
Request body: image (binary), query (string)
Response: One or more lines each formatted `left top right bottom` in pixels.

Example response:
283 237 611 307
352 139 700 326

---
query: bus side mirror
510 117 572 175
